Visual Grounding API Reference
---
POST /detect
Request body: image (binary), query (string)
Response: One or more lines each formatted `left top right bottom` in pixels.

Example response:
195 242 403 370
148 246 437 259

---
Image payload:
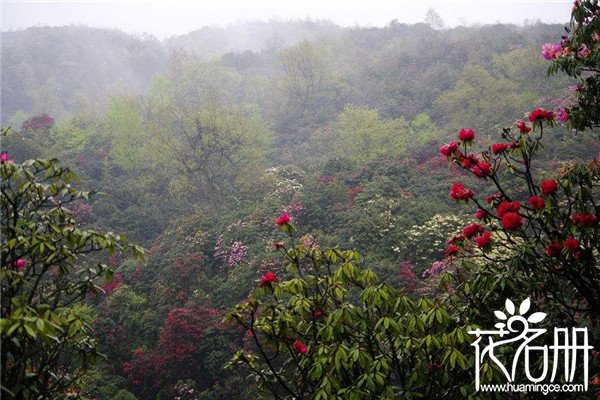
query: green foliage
227 225 477 399
0 138 143 398
336 105 409 162
104 97 151 172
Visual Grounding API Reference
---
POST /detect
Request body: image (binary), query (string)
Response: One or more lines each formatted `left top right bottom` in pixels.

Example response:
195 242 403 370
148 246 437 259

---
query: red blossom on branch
449 182 474 201
276 212 291 226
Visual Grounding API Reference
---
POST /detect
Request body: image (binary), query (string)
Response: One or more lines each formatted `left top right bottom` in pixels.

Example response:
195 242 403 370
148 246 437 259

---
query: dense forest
1 2 599 399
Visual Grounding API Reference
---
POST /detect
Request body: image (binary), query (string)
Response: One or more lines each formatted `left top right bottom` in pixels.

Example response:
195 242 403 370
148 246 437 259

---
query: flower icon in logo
493 298 546 331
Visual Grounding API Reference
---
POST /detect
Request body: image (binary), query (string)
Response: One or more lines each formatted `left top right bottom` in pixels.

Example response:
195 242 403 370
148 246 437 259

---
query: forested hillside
1 4 599 399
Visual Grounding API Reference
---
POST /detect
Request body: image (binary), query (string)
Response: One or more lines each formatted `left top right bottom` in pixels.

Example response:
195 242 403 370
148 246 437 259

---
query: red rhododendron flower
447 234 465 245
0 152 10 164
293 340 308 354
276 212 291 226
564 238 580 253
529 109 555 123
319 176 336 183
473 161 491 178
501 212 523 230
572 213 598 226
449 182 474 201
439 141 459 157
259 272 278 287
516 121 532 134
348 186 364 196
497 200 520 218
540 179 558 195
12 258 27 271
528 196 545 210
545 242 562 257
458 128 476 142
273 241 285 249
492 143 510 154
475 209 487 220
460 155 478 169
486 193 503 204
475 231 492 248
445 245 460 258
463 223 484 239
314 311 323 318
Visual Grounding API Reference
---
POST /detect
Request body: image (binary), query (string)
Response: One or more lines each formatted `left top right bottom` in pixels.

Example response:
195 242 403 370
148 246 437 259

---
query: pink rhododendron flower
555 107 569 123
13 259 27 271
541 43 563 60
577 44 590 58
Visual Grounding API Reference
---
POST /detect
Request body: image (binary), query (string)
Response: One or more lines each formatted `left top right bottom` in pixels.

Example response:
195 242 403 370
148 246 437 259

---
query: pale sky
1 0 573 39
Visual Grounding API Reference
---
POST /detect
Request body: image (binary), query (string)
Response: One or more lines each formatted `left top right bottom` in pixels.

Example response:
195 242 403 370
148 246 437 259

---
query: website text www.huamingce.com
480 383 586 395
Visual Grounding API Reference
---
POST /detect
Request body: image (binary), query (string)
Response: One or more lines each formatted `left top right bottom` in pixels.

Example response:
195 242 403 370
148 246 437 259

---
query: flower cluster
21 113 55 132
1 151 14 165
293 340 308 354
318 175 336 183
398 260 418 292
540 179 558 195
572 213 598 226
102 273 123 294
458 128 475 142
11 258 27 271
449 182 474 201
214 235 225 260
284 202 307 219
227 241 248 267
348 186 364 196
422 260 446 278
259 272 278 287
529 196 545 210
541 43 564 60
276 212 291 226
529 109 555 123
